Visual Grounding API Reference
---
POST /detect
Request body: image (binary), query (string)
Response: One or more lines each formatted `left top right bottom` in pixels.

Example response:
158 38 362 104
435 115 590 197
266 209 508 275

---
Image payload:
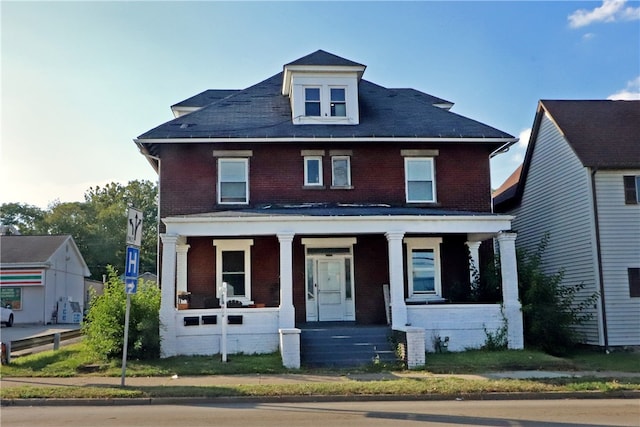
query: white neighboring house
494 100 640 348
0 235 91 324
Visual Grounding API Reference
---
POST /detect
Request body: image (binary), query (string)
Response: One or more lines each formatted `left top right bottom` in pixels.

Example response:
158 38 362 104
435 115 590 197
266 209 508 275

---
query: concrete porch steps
299 323 398 368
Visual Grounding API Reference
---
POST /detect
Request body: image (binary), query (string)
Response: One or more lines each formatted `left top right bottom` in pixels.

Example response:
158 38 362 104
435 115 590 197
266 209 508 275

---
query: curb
3 390 640 407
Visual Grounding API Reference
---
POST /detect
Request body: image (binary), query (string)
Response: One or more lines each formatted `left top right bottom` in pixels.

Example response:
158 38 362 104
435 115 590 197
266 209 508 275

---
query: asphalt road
2 399 639 426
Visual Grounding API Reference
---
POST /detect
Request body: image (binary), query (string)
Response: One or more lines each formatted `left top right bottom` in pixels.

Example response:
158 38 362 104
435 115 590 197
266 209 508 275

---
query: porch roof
177 204 500 218
162 205 513 241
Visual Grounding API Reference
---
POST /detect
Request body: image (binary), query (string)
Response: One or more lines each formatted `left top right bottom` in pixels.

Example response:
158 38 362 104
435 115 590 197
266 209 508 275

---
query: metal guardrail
10 329 83 352
1 329 83 364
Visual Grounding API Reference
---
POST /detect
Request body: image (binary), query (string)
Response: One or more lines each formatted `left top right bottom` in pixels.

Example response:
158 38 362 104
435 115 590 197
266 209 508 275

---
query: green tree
0 202 47 234
83 266 161 360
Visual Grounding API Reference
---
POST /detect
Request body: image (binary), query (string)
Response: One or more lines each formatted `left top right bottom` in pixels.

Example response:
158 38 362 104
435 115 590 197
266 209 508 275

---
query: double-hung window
214 239 254 305
330 88 346 117
404 237 442 300
304 156 323 186
405 157 435 203
331 156 351 187
218 158 248 204
305 88 321 117
624 176 640 204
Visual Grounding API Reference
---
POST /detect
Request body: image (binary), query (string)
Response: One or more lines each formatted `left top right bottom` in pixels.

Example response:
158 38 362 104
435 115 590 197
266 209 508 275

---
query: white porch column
466 241 481 284
175 242 190 303
497 231 524 349
386 231 407 329
159 233 179 357
277 232 296 329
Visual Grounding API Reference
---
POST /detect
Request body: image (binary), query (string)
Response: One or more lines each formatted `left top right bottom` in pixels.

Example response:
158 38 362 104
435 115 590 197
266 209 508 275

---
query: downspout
590 168 609 352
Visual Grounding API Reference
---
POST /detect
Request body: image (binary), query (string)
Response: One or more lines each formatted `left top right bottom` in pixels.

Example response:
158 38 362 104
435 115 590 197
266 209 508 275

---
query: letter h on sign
125 246 140 294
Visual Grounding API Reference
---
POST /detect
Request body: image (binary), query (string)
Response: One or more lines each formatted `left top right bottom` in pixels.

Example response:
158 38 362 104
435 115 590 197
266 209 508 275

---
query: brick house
135 50 523 368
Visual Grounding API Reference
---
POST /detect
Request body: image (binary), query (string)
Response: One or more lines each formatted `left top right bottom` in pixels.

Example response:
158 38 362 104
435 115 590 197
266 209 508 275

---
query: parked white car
1 305 14 327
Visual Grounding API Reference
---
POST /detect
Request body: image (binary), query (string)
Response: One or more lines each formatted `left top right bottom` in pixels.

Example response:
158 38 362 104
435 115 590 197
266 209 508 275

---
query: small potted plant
177 291 191 310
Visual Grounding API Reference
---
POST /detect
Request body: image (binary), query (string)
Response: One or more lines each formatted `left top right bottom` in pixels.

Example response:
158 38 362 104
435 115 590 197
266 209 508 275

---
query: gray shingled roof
176 203 499 218
138 71 513 140
0 235 71 264
172 89 241 109
541 100 640 168
285 49 365 67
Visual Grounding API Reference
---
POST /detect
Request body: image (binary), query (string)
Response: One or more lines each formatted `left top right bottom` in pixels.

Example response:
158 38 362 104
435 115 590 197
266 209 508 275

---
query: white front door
305 255 356 322
317 259 344 321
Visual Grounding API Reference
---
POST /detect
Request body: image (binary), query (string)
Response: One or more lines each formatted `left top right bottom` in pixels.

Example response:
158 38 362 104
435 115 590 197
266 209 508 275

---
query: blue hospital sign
124 246 140 294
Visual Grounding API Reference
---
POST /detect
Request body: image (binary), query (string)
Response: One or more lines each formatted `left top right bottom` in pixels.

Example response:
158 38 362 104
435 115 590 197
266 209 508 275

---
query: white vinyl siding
509 113 601 345
594 171 640 346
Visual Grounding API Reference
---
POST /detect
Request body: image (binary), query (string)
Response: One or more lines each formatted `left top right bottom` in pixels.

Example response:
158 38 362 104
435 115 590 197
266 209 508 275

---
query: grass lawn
1 342 638 400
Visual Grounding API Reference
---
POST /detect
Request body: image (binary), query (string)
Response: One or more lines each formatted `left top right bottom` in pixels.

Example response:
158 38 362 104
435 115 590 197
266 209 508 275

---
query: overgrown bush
83 266 161 360
517 234 598 356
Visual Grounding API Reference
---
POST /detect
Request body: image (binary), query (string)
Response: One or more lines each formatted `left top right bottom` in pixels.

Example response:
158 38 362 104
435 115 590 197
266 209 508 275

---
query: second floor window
218 158 248 204
332 156 351 187
304 156 323 186
624 175 640 204
405 157 435 203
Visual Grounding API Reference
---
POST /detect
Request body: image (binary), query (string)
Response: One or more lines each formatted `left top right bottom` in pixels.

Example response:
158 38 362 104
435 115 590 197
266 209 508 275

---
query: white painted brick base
279 328 301 369
403 327 426 368
408 304 510 352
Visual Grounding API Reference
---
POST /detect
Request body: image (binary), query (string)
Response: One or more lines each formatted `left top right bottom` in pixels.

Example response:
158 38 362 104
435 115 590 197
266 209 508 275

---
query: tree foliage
82 266 161 361
0 180 157 279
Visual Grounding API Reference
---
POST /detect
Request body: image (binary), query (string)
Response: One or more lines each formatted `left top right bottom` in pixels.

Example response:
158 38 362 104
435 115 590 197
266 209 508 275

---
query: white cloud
568 0 640 28
582 32 596 40
517 128 532 149
608 76 640 100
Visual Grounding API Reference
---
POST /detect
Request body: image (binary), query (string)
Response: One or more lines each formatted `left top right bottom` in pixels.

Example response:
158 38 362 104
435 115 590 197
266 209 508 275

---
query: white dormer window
288 77 360 125
305 88 321 116
330 88 346 117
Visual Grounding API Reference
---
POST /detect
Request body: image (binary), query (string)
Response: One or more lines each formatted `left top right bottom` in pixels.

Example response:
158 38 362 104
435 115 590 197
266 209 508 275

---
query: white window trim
304 156 324 187
304 87 322 117
213 239 254 305
404 237 443 301
217 158 249 205
329 86 347 117
290 75 359 125
404 157 436 203
331 155 352 188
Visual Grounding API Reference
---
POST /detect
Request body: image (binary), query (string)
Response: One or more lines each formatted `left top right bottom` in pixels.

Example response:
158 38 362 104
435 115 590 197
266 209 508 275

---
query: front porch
158 207 523 368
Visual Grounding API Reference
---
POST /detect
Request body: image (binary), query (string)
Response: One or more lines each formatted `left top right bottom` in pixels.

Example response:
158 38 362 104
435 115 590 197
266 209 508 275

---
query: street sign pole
122 207 143 387
121 293 131 387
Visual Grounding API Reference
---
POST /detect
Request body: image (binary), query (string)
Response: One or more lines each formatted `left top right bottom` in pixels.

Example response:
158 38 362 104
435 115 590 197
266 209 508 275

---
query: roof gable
284 50 365 68
494 99 640 212
541 100 640 169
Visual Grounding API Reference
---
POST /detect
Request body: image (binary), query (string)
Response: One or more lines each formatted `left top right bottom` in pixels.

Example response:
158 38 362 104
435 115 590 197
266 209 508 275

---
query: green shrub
517 234 598 356
82 266 161 360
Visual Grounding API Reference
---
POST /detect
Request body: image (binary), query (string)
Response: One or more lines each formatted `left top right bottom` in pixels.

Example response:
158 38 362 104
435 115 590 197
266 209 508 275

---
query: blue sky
2 1 639 208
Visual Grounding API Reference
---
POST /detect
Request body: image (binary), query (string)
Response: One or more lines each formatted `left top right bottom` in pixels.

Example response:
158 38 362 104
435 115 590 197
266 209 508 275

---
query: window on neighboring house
330 88 346 117
304 156 323 186
405 157 435 203
629 268 640 298
623 176 640 204
214 239 254 304
332 156 351 187
218 158 248 204
305 88 321 117
404 238 442 300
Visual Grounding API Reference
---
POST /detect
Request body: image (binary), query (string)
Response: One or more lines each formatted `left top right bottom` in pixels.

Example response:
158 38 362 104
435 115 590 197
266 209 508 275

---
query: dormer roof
282 50 366 96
